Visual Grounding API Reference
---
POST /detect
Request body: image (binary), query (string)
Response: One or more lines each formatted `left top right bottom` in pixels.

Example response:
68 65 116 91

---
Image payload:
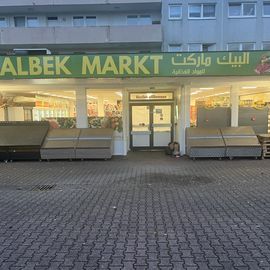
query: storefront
0 51 269 155
129 92 174 149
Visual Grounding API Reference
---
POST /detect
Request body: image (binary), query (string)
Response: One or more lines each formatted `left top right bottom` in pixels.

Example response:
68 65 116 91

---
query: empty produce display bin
0 121 49 161
41 129 80 160
186 127 226 159
75 128 114 159
220 126 262 159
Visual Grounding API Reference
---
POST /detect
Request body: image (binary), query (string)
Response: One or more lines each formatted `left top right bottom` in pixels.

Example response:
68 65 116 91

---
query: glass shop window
87 90 123 133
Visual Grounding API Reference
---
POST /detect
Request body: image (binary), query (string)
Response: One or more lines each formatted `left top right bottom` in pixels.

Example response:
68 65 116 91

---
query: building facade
0 0 269 53
163 0 270 52
0 0 270 156
0 0 163 54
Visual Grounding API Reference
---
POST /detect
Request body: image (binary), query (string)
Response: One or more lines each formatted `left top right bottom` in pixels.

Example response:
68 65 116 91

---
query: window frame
72 15 85 27
188 43 216 52
263 2 270 17
188 43 203 52
126 14 152 25
228 2 256 18
47 16 59 27
138 15 152 25
26 16 39 27
168 4 182 20
202 43 216 51
14 16 26 27
241 42 255 50
0 17 7 28
85 16 97 26
168 44 182 52
188 3 216 19
227 42 255 51
262 42 270 50
127 15 139 25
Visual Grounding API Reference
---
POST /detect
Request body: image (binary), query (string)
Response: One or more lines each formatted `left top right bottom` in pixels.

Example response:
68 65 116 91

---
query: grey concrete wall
162 0 270 51
0 25 162 45
1 12 161 27
0 0 269 53
0 0 161 7
0 1 162 53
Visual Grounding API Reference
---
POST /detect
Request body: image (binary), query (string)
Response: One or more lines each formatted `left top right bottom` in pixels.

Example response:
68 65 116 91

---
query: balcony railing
0 25 162 45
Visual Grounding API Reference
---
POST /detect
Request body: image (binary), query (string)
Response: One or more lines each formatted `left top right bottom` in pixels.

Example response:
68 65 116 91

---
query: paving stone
0 152 270 270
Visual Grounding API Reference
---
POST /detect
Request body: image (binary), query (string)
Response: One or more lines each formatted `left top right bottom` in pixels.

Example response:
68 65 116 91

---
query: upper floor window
73 16 96 27
14 16 39 27
47 16 58 27
0 17 7 28
168 44 182 52
127 15 137 25
227 42 255 51
86 16 96 26
262 42 270 50
73 16 84 26
27 17 39 27
202 43 216 51
263 2 270 16
169 5 182 20
139 15 152 25
14 16 25 27
189 4 216 19
188 43 216 52
127 15 152 25
188 43 202 51
228 3 256 17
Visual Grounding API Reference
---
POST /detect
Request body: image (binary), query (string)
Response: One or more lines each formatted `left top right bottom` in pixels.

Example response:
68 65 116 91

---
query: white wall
0 108 5 121
7 107 24 121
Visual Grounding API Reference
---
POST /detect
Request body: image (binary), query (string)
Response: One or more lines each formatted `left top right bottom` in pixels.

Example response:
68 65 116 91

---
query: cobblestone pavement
1 152 270 270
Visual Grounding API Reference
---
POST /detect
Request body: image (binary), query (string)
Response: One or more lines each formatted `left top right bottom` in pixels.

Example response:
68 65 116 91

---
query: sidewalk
0 152 270 269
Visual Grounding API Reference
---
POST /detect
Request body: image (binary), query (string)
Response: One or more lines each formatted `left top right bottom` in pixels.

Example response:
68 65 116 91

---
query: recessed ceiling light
242 86 257 89
87 95 97 100
199 87 214 90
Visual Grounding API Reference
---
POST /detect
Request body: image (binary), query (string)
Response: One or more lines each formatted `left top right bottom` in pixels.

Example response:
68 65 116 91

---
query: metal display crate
0 121 49 161
257 134 270 159
186 127 226 159
220 126 262 159
41 128 114 160
75 128 114 160
40 129 80 160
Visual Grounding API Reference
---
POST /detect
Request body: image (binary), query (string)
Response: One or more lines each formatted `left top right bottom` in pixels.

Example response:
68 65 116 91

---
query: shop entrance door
130 104 173 149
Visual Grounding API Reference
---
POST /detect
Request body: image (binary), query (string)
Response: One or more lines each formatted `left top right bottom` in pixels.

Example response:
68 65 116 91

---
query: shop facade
0 51 270 155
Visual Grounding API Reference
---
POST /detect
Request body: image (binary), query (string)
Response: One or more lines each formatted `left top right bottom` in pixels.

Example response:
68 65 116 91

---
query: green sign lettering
0 51 269 79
